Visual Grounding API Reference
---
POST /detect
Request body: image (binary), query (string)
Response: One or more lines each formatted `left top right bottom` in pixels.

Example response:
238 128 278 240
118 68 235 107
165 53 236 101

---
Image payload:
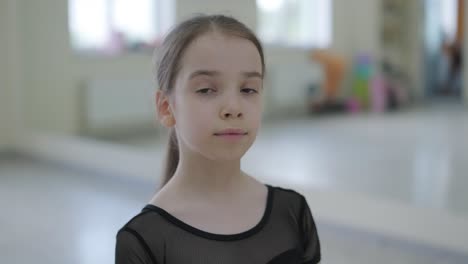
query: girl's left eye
241 88 258 94
196 88 216 94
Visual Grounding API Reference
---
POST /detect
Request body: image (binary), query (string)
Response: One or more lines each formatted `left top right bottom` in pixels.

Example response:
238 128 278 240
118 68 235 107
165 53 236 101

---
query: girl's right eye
196 88 216 94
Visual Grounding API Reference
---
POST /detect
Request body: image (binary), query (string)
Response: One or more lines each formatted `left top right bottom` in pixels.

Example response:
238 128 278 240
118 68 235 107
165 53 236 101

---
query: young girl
115 14 321 264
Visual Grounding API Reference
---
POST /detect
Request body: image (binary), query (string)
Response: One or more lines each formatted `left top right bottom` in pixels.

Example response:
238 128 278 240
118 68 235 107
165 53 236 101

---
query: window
256 0 332 48
69 0 174 54
440 0 457 43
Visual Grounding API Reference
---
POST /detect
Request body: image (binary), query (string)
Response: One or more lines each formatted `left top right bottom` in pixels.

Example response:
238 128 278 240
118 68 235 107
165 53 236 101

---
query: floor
1 103 468 263
2 157 468 264
118 102 468 218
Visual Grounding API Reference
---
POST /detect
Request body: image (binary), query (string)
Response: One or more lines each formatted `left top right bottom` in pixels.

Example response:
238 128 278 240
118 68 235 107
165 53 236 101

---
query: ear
156 90 176 128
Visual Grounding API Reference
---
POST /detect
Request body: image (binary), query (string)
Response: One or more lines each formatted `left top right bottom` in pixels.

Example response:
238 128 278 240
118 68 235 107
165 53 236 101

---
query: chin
214 154 245 162
189 137 255 162
206 147 249 162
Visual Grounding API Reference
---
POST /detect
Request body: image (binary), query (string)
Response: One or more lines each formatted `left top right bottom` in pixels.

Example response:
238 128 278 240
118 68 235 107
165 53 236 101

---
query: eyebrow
188 70 220 80
188 70 263 80
243 71 263 79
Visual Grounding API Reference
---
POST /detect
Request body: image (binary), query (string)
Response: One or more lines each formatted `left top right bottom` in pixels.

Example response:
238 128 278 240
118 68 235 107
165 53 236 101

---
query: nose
220 97 243 120
221 110 243 119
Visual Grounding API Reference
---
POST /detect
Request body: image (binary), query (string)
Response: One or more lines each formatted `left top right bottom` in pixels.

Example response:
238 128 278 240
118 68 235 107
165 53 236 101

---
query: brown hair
154 14 266 188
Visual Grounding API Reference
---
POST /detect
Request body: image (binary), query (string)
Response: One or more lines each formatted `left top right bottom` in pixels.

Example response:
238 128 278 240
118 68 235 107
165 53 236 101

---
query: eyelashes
241 88 258 94
196 88 216 94
196 88 259 95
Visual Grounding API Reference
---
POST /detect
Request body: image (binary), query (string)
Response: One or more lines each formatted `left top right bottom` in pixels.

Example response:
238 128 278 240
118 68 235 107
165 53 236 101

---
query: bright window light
68 0 174 54
257 0 332 48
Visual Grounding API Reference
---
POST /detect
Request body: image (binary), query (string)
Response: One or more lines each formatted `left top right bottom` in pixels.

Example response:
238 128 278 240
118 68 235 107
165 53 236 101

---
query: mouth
214 129 248 136
213 133 247 141
214 132 248 136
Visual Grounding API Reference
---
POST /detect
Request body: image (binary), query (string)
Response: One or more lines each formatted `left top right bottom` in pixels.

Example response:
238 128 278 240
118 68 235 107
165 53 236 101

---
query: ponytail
161 128 179 187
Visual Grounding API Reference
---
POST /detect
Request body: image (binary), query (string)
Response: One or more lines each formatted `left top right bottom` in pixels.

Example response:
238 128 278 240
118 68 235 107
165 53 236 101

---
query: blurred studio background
1 0 468 263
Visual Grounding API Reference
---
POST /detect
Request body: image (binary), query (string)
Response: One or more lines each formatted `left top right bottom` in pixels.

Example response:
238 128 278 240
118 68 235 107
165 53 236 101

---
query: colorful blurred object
351 54 373 109
310 49 347 102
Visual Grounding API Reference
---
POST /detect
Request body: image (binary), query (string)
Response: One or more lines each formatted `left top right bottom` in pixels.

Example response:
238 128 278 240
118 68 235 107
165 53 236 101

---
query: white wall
176 0 257 29
332 0 381 60
0 0 23 151
18 0 153 135
6 0 386 139
0 0 9 150
18 0 74 133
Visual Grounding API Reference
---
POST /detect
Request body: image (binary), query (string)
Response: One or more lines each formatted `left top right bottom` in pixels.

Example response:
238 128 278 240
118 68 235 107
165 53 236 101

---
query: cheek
246 98 263 123
185 98 213 121
175 96 215 136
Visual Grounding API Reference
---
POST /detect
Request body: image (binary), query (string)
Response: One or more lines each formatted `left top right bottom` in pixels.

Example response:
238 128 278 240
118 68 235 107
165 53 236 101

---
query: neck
169 149 247 197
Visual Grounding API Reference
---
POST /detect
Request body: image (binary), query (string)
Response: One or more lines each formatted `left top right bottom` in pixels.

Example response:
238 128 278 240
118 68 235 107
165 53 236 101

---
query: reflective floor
2 103 468 263
120 103 468 218
2 157 468 264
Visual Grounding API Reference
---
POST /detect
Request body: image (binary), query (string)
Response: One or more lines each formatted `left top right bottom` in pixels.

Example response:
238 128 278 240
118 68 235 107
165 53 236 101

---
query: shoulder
116 205 166 239
115 205 172 255
269 184 306 203
115 209 160 264
117 208 152 232
268 184 308 215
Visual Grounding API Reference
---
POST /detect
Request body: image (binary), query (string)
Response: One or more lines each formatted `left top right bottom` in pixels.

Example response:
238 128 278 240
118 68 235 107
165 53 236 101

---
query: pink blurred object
371 74 387 113
346 98 360 113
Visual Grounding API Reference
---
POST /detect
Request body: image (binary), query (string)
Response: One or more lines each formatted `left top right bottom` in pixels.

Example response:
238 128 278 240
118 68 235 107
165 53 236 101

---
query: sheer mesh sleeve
115 227 156 264
299 195 321 264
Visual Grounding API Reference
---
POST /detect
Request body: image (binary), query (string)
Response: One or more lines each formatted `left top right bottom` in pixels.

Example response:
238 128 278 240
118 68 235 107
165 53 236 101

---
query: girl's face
171 32 264 161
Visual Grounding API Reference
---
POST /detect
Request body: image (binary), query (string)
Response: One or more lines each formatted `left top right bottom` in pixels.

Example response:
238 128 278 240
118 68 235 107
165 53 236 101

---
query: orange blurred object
310 49 347 101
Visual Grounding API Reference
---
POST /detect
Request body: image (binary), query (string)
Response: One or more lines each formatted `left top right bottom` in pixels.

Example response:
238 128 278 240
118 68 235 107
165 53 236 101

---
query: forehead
179 32 262 77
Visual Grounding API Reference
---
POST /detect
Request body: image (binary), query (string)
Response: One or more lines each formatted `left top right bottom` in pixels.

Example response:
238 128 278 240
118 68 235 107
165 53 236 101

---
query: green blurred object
351 54 373 109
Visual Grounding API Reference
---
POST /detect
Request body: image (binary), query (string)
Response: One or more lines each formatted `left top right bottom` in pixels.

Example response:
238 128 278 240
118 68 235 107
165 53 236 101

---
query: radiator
79 78 158 137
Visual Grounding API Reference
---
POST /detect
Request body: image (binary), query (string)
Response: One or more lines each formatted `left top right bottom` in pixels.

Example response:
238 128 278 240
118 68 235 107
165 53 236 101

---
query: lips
214 128 248 135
